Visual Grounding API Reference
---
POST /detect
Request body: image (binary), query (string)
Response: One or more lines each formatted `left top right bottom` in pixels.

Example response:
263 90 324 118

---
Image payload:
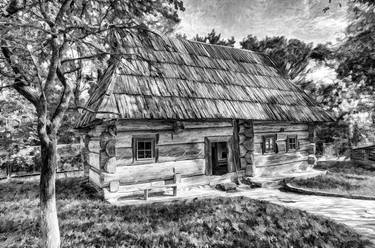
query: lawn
0 177 371 248
290 160 375 197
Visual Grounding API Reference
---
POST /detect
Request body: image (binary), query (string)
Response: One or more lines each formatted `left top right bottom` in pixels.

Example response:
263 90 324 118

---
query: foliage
240 35 314 80
0 144 82 176
0 177 370 247
193 29 236 47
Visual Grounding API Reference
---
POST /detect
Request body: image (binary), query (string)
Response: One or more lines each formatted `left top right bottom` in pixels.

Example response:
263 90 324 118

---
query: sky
176 0 348 45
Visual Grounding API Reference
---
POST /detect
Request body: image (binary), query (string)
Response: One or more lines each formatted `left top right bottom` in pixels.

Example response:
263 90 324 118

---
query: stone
215 182 237 192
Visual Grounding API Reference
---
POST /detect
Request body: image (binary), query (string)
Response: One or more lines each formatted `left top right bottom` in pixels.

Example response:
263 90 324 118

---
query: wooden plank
254 151 308 167
158 143 204 162
102 159 205 185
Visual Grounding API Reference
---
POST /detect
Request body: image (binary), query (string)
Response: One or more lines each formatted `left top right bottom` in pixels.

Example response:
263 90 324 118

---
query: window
135 138 155 160
262 135 276 154
287 135 298 152
217 142 228 161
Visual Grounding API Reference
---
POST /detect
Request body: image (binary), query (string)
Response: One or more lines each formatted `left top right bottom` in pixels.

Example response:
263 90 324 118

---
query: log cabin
76 31 333 201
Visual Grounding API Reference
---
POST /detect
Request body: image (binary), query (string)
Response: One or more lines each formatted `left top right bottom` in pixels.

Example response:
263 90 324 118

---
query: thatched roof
78 32 333 127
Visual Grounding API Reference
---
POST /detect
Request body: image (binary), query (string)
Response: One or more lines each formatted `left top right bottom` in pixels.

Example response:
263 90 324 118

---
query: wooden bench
143 172 181 200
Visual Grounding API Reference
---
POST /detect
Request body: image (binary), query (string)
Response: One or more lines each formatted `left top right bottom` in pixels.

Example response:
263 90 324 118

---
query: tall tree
0 1 183 247
194 29 236 47
240 35 313 80
336 1 374 96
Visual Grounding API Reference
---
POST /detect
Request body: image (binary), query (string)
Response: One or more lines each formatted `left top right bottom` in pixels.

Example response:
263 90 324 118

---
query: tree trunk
40 137 60 248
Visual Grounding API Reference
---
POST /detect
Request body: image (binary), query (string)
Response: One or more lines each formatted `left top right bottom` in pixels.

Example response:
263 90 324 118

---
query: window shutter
132 137 135 162
262 136 266 154
286 137 289 152
297 135 300 150
274 134 277 153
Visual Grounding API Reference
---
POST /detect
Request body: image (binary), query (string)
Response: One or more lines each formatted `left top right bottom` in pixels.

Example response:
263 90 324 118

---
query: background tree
240 35 313 80
0 1 184 247
193 29 236 47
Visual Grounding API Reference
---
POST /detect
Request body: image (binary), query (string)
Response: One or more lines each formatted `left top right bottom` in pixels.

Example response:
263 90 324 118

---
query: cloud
177 0 348 44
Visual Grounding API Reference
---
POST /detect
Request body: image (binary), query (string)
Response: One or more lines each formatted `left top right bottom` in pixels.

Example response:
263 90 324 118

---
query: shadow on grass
0 177 371 248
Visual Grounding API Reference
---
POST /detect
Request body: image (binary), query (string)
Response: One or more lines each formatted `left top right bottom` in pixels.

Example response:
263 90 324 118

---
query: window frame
132 135 157 163
262 134 277 154
286 135 298 152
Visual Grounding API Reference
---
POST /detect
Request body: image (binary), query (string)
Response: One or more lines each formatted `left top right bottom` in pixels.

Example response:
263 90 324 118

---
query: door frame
204 136 233 176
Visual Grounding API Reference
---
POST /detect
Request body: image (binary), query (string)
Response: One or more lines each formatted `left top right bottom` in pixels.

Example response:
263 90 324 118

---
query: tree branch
55 0 73 25
52 67 73 129
0 44 39 106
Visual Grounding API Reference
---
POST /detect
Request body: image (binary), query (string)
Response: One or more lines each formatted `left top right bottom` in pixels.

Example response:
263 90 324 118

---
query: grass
290 161 375 197
0 177 371 248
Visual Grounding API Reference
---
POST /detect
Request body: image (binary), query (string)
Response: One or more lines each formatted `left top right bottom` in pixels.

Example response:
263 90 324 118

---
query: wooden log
182 121 232 129
254 151 309 167
89 168 101 187
240 157 247 169
102 159 205 185
243 121 253 129
104 157 117 174
116 147 133 160
88 140 100 153
245 151 253 164
253 122 308 133
158 143 204 162
87 153 100 170
239 134 246 144
243 138 254 151
158 126 233 145
243 128 253 138
239 144 247 157
109 181 119 192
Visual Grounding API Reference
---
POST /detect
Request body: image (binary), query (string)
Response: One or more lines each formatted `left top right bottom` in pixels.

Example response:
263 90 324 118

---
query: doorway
207 141 228 175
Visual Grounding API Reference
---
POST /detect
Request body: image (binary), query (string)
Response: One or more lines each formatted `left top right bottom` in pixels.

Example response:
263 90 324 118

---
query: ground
0 177 371 248
289 160 375 197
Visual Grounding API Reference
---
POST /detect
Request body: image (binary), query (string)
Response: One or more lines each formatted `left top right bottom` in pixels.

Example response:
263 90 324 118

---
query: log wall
112 120 234 186
251 121 314 177
85 120 317 194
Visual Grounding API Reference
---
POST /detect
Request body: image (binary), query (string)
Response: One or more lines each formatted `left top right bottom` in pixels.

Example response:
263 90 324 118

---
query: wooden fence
351 145 375 163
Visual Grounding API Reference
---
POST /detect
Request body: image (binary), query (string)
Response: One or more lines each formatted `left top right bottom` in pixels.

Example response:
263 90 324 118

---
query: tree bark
39 136 60 248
